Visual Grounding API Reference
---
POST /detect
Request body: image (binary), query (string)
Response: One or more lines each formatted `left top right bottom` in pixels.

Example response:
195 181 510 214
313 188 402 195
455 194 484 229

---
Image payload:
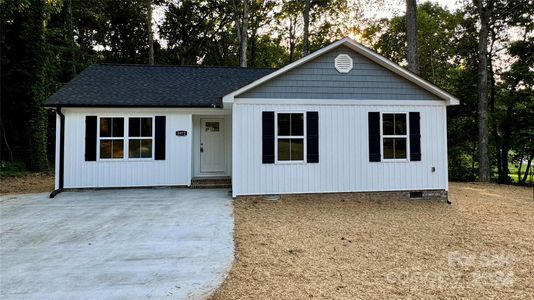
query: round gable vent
335 54 353 73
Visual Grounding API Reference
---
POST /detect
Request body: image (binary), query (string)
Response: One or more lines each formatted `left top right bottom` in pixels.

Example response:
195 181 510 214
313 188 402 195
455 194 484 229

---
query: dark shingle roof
44 64 276 107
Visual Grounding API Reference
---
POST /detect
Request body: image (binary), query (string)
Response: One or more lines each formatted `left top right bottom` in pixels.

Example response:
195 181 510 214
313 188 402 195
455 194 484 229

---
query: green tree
159 0 232 65
0 0 60 171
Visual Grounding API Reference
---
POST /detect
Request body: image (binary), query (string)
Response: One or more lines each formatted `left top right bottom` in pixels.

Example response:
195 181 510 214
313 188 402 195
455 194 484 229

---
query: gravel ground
0 173 54 195
212 182 534 299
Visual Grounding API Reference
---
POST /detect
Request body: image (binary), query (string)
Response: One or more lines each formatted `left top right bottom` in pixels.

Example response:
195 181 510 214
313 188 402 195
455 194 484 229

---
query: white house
45 38 459 198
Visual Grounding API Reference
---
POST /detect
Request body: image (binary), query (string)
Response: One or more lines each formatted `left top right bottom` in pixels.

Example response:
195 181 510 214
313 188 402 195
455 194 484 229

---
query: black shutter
368 112 381 162
306 111 319 163
85 116 97 161
409 112 421 161
262 111 275 164
155 116 166 160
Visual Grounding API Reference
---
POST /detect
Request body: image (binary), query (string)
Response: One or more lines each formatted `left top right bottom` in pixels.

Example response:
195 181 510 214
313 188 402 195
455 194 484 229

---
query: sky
154 0 464 28
362 0 462 19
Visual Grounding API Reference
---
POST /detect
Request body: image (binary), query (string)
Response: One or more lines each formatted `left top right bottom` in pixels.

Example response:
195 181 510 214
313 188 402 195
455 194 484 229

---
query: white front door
200 118 225 173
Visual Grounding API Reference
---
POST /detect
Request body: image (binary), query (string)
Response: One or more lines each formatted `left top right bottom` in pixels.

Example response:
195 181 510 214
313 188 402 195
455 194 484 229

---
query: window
277 113 304 162
205 122 219 132
382 113 408 160
99 117 124 159
98 117 154 160
128 117 153 159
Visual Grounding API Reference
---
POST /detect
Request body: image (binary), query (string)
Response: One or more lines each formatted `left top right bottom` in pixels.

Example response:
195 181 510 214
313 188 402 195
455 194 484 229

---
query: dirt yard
0 173 54 195
212 183 534 299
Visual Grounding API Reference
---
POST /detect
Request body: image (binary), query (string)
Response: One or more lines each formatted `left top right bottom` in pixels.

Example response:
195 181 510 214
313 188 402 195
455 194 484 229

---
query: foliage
0 0 532 185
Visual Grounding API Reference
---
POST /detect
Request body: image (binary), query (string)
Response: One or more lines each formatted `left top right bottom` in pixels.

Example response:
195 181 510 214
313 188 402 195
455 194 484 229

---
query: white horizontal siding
60 108 229 189
232 103 448 196
240 46 441 101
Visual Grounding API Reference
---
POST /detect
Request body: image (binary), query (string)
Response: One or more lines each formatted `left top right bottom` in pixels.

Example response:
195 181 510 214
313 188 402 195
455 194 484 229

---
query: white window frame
380 112 410 162
275 111 307 164
126 116 155 160
97 116 125 161
97 116 155 161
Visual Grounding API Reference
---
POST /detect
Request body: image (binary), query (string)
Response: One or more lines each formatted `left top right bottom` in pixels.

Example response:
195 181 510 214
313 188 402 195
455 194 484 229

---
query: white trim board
223 37 460 107
234 98 448 106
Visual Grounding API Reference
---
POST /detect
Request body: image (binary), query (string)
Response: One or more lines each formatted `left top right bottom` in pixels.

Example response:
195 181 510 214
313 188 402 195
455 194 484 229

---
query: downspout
50 107 65 198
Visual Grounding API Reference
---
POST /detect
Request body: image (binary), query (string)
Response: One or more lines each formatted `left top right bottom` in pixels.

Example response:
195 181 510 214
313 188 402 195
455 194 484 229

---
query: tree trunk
25 0 49 172
517 151 523 181
64 0 76 78
406 0 420 75
521 151 533 184
288 16 296 63
499 108 512 183
233 0 248 67
239 0 248 67
489 48 501 181
302 0 310 56
147 0 154 65
250 31 257 67
471 121 477 178
475 0 490 182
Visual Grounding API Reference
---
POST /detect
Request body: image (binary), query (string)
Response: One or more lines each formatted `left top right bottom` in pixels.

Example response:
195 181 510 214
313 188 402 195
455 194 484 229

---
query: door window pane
205 122 220 132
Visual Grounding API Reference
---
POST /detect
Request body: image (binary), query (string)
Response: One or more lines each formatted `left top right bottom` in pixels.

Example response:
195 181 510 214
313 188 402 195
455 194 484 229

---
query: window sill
96 158 156 162
381 158 410 163
275 161 307 165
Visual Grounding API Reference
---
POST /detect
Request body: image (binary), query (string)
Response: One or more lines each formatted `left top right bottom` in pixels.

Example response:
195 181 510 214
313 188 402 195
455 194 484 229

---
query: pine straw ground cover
212 183 534 299
0 173 54 195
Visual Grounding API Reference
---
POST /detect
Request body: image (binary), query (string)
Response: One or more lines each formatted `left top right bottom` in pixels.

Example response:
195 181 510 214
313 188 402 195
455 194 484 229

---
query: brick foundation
240 189 448 202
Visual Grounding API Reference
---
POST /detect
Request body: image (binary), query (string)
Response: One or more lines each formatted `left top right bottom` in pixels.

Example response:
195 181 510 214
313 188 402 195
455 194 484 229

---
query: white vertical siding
232 102 449 196
60 108 229 189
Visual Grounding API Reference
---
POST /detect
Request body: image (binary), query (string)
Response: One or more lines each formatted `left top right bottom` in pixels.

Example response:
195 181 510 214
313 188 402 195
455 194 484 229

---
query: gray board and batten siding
239 45 441 101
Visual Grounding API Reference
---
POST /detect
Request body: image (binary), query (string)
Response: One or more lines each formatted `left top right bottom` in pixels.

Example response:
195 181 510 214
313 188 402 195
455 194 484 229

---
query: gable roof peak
223 37 459 106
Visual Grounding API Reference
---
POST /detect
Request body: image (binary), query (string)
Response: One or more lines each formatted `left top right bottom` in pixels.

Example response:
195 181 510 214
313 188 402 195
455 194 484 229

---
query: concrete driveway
0 188 234 299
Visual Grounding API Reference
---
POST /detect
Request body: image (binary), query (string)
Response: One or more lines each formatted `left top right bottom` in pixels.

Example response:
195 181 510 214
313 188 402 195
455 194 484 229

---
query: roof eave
42 103 223 109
